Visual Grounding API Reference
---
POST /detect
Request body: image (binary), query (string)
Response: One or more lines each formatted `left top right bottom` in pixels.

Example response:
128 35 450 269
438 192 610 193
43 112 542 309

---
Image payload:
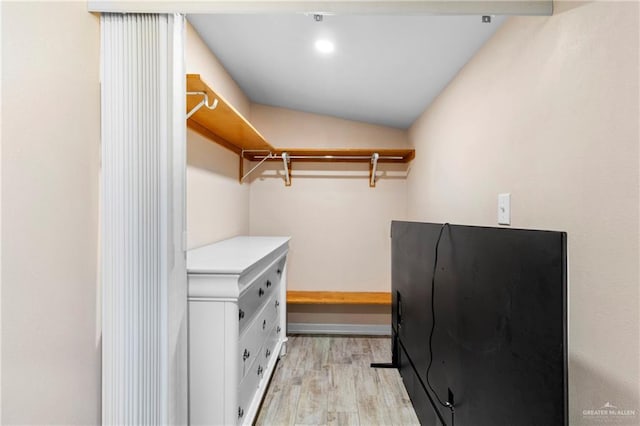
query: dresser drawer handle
277 326 281 334
262 319 267 330
238 309 245 320
257 365 263 376
238 407 244 418
266 348 271 358
275 300 280 308
243 349 250 361
258 288 265 297
266 280 272 288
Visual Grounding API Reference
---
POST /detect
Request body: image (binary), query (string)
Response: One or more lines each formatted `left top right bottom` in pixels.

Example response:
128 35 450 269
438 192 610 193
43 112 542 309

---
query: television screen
390 221 567 426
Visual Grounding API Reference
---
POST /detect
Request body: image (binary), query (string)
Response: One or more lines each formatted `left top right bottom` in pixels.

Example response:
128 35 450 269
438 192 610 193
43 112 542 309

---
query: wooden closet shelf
185 74 415 186
186 74 274 152
287 291 392 306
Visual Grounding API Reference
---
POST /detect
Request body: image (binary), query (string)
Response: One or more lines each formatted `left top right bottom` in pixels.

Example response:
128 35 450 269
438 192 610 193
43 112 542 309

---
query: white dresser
187 236 290 426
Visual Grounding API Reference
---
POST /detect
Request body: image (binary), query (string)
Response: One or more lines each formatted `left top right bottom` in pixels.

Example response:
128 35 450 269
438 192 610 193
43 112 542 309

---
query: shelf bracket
370 152 379 187
240 151 273 183
282 152 292 186
186 91 219 120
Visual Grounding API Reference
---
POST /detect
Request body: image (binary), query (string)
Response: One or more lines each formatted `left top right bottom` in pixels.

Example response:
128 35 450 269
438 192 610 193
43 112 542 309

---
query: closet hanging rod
247 154 405 161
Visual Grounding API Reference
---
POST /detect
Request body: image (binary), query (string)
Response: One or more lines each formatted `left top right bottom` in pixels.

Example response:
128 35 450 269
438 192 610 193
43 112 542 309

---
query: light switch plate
498 193 511 225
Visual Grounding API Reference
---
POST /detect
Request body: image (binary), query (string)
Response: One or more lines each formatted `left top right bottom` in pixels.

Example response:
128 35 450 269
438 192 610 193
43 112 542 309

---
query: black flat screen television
390 221 567 426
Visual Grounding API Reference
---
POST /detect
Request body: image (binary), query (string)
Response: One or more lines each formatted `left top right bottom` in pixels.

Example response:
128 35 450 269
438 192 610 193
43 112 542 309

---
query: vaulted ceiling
188 14 506 129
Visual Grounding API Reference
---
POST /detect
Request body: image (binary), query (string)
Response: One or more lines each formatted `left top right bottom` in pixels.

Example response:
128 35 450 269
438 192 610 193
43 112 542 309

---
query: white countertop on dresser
187 236 291 275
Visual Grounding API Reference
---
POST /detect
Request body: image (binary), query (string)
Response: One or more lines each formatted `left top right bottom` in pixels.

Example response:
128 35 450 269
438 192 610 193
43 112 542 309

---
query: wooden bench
286 291 391 306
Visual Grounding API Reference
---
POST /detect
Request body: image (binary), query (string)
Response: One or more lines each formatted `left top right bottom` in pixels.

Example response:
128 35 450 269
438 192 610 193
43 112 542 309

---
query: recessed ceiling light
314 39 334 54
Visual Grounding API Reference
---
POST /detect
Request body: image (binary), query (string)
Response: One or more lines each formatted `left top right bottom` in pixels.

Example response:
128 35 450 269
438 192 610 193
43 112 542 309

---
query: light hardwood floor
255 336 419 426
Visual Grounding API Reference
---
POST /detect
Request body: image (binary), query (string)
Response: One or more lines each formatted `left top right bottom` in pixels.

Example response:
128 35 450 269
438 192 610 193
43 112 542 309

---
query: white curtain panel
100 13 186 425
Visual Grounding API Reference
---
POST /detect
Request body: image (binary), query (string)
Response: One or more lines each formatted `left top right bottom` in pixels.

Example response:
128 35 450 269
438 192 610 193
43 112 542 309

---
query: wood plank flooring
255 336 419 426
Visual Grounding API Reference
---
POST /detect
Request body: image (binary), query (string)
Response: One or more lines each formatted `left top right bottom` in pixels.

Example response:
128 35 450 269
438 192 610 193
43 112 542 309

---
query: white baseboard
287 323 391 336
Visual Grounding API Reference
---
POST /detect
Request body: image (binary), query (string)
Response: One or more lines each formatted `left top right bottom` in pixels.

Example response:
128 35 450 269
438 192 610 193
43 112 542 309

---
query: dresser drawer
262 290 284 368
238 286 281 379
238 265 280 334
237 356 266 425
274 256 286 281
262 317 283 367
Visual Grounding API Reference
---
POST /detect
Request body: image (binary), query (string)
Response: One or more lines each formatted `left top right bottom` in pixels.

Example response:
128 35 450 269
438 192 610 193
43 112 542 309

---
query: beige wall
250 105 410 324
186 22 251 248
1 2 101 424
251 103 410 149
407 2 639 422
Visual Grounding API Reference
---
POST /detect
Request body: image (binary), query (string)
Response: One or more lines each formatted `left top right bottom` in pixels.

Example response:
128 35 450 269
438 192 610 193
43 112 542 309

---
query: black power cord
425 223 455 425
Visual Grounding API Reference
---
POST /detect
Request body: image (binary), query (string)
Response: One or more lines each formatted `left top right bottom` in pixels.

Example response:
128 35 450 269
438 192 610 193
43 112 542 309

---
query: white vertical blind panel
167 14 188 425
101 13 175 425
